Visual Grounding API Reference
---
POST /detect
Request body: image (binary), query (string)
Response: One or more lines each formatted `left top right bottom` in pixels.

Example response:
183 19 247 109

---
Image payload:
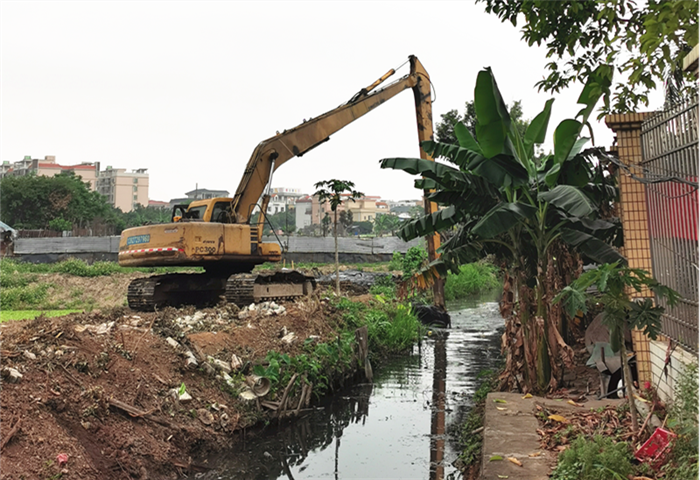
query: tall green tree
0 173 116 230
373 213 401 237
478 0 698 114
380 66 624 393
314 180 363 295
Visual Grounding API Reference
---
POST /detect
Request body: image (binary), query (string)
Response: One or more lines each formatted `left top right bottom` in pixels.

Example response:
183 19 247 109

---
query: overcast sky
1 1 663 203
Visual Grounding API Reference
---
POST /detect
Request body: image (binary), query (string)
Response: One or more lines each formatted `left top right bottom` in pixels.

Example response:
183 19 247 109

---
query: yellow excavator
119 55 443 310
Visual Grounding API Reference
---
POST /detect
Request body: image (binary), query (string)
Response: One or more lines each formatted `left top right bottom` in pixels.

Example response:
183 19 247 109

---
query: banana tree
380 66 625 393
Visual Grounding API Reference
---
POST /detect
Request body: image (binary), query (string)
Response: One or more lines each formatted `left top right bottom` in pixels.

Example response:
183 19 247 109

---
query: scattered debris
238 301 286 319
1 367 23 383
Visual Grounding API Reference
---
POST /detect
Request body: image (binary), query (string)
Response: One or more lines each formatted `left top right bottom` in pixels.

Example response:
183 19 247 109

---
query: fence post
605 112 655 385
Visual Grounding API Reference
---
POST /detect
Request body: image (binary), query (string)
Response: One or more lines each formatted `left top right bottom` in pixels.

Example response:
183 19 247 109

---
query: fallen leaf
497 476 509 479
634 395 650 403
632 477 654 480
567 400 584 407
522 393 533 399
548 414 569 423
493 399 507 404
508 457 523 467
528 452 542 457
496 407 507 411
489 455 503 462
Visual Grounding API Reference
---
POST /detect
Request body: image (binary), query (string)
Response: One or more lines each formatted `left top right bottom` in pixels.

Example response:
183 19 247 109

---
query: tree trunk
334 210 339 296
619 325 639 431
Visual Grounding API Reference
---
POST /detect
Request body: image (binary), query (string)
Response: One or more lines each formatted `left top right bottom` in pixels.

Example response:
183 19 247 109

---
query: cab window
210 202 233 223
185 206 206 220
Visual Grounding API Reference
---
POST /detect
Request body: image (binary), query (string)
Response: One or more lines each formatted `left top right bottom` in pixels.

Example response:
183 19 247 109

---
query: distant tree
339 209 354 235
314 179 364 294
321 213 331 237
123 204 172 228
353 221 374 235
373 213 401 237
0 173 116 230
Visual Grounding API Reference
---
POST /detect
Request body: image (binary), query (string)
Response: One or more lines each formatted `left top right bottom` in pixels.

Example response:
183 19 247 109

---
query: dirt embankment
0 294 350 480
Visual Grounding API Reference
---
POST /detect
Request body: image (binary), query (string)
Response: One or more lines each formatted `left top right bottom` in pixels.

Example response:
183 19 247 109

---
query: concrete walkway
479 392 622 480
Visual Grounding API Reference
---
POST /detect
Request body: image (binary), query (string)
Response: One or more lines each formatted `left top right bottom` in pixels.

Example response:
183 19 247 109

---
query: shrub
664 361 699 480
551 435 633 480
444 261 500 300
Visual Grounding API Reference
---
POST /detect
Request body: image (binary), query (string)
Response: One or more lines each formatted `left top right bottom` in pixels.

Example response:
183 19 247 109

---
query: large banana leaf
420 140 484 170
523 98 554 166
538 185 595 218
474 68 515 159
472 202 537 239
454 122 483 154
467 153 530 188
380 157 460 179
561 228 627 266
396 206 464 241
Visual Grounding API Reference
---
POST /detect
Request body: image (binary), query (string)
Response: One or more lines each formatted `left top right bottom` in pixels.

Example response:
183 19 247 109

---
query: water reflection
429 331 448 480
192 294 502 480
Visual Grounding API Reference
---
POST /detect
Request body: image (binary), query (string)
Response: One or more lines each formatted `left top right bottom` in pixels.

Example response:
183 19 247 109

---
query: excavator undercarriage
127 270 316 311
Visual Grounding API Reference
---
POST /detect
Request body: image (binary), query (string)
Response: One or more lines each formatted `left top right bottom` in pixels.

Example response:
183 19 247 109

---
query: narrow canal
196 294 503 480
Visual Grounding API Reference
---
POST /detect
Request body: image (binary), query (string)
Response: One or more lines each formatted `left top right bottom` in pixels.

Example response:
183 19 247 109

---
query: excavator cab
171 198 235 223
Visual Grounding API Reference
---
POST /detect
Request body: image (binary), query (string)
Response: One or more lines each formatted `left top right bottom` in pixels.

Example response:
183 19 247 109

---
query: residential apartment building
1 155 150 212
96 167 149 212
1 155 99 190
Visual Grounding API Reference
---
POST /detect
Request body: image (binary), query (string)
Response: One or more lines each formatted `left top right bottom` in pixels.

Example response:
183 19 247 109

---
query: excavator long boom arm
231 55 433 223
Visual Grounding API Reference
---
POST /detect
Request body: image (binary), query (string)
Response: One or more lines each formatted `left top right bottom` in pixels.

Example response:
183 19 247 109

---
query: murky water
194 293 503 480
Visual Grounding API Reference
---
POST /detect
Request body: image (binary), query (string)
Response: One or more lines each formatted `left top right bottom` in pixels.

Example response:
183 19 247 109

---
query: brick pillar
605 113 654 385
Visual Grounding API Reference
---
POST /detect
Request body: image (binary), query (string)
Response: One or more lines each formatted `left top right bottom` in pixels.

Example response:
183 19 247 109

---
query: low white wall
649 338 698 403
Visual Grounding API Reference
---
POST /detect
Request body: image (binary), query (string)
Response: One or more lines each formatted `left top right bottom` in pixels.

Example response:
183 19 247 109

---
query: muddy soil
0 290 354 480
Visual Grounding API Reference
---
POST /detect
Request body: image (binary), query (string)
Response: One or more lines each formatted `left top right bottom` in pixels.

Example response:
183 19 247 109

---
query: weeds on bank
249 295 422 403
0 258 199 311
457 369 499 469
550 435 634 480
1 258 200 277
444 262 501 301
550 362 698 480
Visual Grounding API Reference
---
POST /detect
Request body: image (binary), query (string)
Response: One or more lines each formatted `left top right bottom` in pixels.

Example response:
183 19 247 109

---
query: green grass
444 261 501 301
0 258 201 277
0 310 82 322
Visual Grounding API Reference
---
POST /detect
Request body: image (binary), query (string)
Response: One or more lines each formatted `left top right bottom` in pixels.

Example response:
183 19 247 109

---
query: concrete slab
479 392 624 480
480 392 554 480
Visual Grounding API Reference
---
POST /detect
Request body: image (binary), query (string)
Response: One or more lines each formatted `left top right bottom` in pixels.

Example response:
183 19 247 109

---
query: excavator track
225 273 256 306
226 271 316 307
128 271 317 311
127 273 228 311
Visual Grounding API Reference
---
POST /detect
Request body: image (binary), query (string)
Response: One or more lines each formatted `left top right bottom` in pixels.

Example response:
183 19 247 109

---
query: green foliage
369 275 396 299
48 217 72 232
121 204 173 228
436 100 529 145
477 0 698 114
401 246 428 280
551 435 634 480
457 369 499 467
388 251 403 271
0 173 119 230
444 261 500 301
1 283 52 310
0 258 200 277
555 262 679 346
373 213 401 237
664 362 699 480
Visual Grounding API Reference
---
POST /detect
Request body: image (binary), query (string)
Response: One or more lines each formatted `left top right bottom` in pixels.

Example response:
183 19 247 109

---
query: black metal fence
641 96 699 353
